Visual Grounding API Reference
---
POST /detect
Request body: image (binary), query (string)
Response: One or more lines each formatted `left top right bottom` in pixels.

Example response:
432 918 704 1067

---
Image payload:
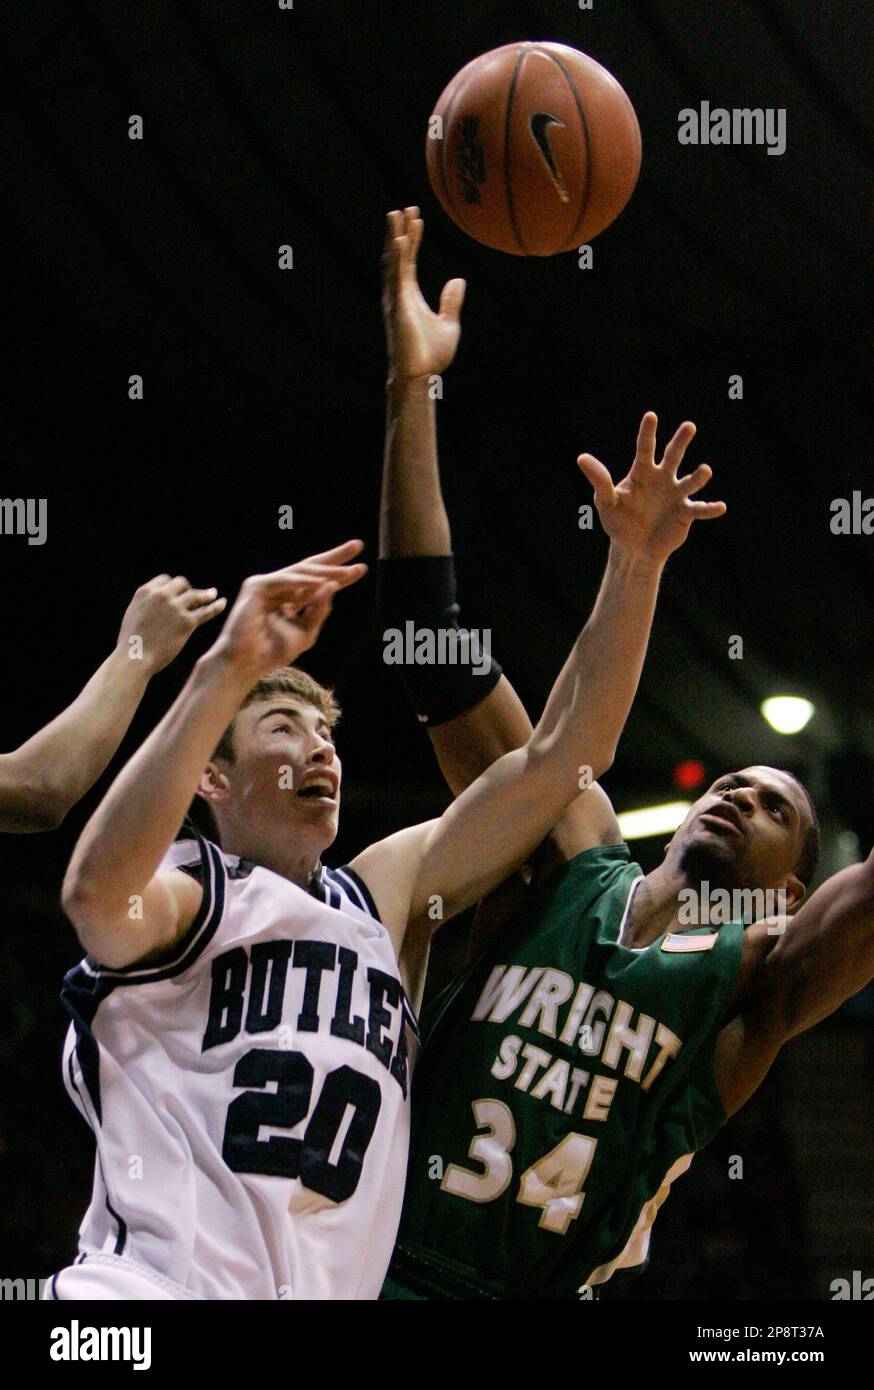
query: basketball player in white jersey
49 443 724 1300
0 575 224 833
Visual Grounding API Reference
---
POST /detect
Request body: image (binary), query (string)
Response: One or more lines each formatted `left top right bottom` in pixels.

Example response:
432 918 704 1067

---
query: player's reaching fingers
259 564 366 602
303 579 339 616
183 586 221 609
285 561 360 578
256 573 330 604
686 498 727 521
382 214 402 294
405 209 423 265
678 463 714 496
577 453 616 504
384 210 404 259
166 576 191 596
394 233 412 283
322 561 367 587
296 582 340 638
255 541 364 587
632 411 658 469
284 551 367 576
286 561 368 587
383 209 399 258
661 421 697 477
258 544 364 585
390 240 405 301
190 596 228 626
439 278 466 324
409 220 424 275
300 539 366 566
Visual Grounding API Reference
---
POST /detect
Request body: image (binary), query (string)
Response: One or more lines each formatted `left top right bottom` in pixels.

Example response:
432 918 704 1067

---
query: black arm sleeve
376 555 502 727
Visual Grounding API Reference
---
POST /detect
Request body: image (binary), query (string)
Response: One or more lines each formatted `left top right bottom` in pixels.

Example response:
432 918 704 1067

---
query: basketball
425 41 642 256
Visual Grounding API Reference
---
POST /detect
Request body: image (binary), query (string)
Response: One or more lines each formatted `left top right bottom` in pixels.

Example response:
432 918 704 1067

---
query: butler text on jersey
203 939 410 1096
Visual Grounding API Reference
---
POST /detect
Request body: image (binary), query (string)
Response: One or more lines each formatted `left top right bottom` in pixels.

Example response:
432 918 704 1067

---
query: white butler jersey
50 836 418 1301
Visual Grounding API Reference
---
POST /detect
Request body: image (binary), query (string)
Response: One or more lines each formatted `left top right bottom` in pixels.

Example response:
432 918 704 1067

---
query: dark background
1 0 872 1298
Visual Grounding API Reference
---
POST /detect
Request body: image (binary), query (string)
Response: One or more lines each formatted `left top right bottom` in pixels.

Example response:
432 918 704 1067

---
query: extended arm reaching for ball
0 576 226 833
378 208 725 912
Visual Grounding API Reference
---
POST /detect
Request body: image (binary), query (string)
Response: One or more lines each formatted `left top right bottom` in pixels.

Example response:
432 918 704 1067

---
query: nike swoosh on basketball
529 111 570 202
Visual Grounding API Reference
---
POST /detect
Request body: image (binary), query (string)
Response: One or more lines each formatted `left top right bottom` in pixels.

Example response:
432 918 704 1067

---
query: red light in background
673 760 706 791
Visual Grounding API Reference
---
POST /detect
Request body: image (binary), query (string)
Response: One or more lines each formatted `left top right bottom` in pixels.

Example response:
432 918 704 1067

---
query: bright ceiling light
617 801 692 840
761 696 814 735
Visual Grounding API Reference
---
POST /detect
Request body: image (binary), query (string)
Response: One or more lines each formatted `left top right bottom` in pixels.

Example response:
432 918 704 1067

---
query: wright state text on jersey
384 844 742 1300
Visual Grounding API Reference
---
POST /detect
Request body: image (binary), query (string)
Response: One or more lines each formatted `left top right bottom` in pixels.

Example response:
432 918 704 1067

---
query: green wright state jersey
387 843 744 1298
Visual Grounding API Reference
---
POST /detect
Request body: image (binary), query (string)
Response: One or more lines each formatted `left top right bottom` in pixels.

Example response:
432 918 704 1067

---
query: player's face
224 696 342 845
668 766 810 897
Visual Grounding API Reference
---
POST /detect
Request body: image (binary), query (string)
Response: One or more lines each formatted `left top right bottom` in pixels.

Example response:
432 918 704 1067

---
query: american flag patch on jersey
661 932 720 953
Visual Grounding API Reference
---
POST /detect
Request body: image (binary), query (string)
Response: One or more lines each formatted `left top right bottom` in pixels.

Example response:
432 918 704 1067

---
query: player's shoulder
78 837 225 980
312 862 383 925
162 833 249 880
166 835 383 925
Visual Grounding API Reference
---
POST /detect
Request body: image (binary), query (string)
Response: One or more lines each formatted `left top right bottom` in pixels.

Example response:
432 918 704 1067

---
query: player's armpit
62 867 203 970
430 680 622 879
533 784 624 875
712 1008 784 1117
397 917 435 1016
427 676 622 844
464 787 622 963
739 857 874 1041
348 821 437 960
716 857 874 1113
712 920 794 1114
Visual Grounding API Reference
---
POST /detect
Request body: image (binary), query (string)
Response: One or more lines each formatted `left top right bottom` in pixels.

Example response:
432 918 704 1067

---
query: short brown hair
212 666 341 763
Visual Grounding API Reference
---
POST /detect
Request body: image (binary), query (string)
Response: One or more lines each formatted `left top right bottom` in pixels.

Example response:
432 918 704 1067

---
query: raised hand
383 206 466 384
117 576 227 673
577 412 726 563
214 541 367 680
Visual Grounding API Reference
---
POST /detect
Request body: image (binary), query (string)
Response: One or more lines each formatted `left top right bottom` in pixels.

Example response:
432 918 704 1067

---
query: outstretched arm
378 211 717 873
62 545 367 968
0 576 225 832
379 206 538 794
355 439 725 952
715 851 874 1114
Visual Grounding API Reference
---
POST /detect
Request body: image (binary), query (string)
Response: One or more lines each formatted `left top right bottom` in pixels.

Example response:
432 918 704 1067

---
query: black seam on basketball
437 83 460 228
504 46 531 255
533 47 593 254
439 75 477 239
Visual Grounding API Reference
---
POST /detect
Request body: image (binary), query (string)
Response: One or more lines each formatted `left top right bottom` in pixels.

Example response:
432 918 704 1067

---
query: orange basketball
425 42 642 256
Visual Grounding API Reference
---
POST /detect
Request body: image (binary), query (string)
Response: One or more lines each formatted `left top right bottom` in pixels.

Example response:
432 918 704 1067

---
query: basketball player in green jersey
377 208 873 1298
